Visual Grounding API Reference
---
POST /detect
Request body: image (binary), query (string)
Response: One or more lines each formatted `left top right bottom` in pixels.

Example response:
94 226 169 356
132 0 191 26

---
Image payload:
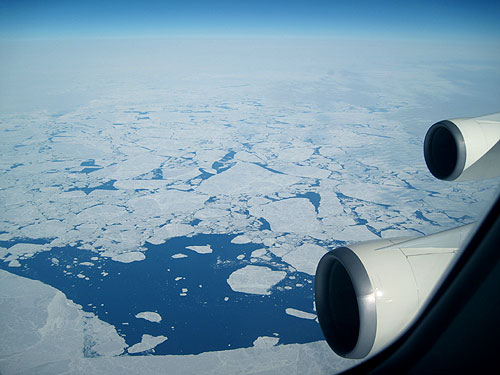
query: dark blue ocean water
1 233 323 355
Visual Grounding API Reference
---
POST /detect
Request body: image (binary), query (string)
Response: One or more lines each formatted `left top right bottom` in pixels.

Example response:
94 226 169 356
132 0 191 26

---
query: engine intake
315 247 375 358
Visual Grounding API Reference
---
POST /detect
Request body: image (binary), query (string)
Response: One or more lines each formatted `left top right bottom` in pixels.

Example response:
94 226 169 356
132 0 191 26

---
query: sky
1 0 500 41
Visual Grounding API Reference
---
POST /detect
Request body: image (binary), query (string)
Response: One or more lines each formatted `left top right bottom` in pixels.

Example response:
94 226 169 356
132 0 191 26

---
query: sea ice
252 336 280 348
0 269 127 374
171 253 188 259
227 265 286 295
1 37 498 375
231 235 251 244
148 223 194 245
250 248 267 258
127 334 168 354
6 243 48 260
281 243 326 276
111 252 146 263
185 245 213 254
197 161 300 196
135 311 162 323
249 198 321 236
285 308 317 320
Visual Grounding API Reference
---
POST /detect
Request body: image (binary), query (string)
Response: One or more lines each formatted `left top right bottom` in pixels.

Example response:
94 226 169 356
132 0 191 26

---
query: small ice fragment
135 311 162 323
285 308 316 320
253 336 279 348
186 245 212 254
171 253 188 259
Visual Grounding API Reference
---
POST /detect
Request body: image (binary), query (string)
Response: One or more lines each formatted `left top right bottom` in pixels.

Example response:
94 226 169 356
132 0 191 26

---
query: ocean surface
0 233 323 355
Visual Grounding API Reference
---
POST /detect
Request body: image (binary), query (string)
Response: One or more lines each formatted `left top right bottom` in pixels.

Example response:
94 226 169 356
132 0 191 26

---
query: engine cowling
424 113 500 181
315 222 474 359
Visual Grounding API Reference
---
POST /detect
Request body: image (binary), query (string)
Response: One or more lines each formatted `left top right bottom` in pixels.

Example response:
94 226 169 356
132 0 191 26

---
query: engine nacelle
424 113 500 181
315 224 473 359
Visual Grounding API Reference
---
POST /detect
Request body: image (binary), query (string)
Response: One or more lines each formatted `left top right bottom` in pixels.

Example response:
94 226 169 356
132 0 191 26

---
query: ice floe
148 223 195 245
8 259 21 267
227 265 286 295
111 252 146 263
185 245 212 254
285 308 316 320
128 334 168 354
6 243 49 260
197 162 300 196
0 269 127 371
171 253 188 259
281 243 326 276
231 235 251 244
252 336 280 348
250 248 267 258
135 311 162 323
249 198 321 236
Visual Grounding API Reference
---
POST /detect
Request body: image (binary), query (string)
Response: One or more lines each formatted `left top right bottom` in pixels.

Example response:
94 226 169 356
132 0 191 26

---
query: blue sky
1 0 499 41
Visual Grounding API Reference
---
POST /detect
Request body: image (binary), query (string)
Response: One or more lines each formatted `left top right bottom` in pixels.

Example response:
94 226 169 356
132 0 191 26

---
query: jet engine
315 112 500 359
424 113 500 181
